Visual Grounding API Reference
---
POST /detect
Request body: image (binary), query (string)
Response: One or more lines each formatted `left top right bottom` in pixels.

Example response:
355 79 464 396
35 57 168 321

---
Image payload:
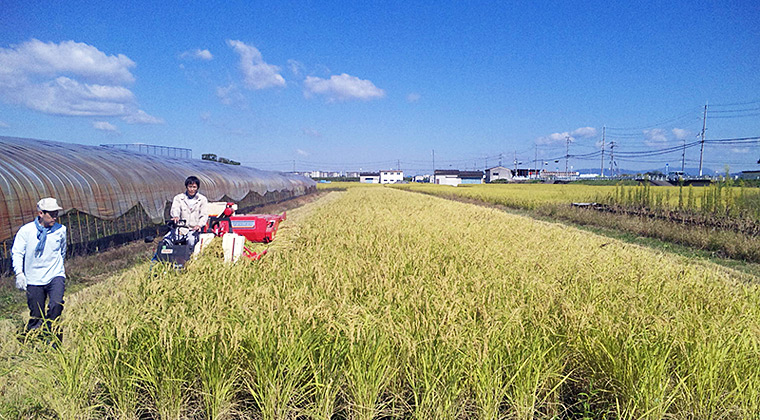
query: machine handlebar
166 219 188 228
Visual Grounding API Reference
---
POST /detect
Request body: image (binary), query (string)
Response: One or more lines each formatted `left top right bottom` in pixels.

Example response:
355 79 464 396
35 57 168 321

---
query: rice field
2 186 760 419
390 183 612 210
391 181 760 218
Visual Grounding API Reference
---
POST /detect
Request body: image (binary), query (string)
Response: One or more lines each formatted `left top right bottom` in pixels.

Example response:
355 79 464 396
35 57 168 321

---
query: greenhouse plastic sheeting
0 136 315 242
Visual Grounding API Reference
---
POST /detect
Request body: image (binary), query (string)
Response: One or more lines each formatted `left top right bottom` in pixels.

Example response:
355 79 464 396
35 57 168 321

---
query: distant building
433 170 483 186
101 143 192 159
541 170 579 180
310 171 340 178
359 172 380 183
433 170 461 186
345 171 360 178
740 170 760 180
485 166 513 183
459 171 484 184
513 168 543 179
413 174 430 183
380 170 404 184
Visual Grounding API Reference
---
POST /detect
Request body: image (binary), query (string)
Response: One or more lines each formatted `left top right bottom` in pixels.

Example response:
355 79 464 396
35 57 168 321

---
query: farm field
390 183 617 209
390 182 760 264
2 186 760 419
390 182 760 215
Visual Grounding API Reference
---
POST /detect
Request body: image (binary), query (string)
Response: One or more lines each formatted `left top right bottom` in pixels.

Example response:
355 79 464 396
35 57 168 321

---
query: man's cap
37 197 63 212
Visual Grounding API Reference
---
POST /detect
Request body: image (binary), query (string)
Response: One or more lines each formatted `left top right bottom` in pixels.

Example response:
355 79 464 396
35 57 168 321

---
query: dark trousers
26 276 65 332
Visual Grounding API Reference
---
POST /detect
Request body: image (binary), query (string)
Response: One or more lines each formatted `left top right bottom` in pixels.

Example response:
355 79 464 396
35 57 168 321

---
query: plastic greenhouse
0 136 315 273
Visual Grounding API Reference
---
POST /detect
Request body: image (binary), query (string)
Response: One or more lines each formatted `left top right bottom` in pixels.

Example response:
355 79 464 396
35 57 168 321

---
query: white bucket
222 233 245 263
194 233 216 255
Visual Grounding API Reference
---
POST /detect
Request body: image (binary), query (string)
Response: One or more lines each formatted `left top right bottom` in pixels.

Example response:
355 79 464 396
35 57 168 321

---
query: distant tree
203 153 239 165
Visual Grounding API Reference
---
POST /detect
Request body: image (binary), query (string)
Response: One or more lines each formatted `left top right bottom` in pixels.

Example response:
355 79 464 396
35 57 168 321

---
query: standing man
171 176 209 250
11 197 67 333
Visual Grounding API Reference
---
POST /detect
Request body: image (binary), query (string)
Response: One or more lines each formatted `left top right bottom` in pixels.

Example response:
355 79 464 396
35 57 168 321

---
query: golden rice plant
3 186 760 419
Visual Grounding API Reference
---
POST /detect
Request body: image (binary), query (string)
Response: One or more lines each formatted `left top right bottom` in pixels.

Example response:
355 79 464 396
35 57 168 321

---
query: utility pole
609 141 616 177
600 126 605 178
292 160 296 172
499 153 503 167
514 150 517 176
534 145 538 179
698 102 708 177
431 149 435 184
681 136 686 174
397 159 400 171
565 135 571 174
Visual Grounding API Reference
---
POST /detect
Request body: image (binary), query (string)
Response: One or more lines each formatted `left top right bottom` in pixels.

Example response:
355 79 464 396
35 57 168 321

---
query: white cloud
536 131 572 145
296 148 308 156
92 121 118 132
304 73 385 102
571 126 597 138
536 126 596 145
407 93 421 103
16 76 134 116
731 147 749 154
216 83 246 108
0 39 160 123
227 40 285 90
0 39 135 83
301 128 322 138
672 128 689 140
0 120 9 128
644 128 668 146
122 109 164 124
287 59 305 77
180 49 213 60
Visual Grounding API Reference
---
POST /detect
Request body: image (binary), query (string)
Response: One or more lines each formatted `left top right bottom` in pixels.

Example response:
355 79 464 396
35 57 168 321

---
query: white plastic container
194 233 216 255
222 233 245 263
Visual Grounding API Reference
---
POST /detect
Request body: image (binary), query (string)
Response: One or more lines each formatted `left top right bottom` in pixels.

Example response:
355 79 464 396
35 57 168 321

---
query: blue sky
1 0 759 174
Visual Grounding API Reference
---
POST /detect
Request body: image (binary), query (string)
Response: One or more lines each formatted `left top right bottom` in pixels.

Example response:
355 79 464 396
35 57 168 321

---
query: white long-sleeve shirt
11 220 67 286
170 192 209 229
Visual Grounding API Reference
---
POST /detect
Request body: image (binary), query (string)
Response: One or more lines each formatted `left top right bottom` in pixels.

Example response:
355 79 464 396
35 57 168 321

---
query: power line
606 107 702 132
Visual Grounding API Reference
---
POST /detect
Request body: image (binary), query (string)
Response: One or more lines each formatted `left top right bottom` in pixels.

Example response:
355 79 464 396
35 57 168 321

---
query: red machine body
204 201 285 261
228 212 286 243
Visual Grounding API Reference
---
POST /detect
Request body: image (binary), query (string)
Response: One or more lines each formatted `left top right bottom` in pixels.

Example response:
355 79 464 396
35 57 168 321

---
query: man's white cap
37 197 63 212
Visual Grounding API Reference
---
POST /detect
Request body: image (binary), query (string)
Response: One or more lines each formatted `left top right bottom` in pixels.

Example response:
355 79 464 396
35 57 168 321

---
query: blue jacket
11 219 67 285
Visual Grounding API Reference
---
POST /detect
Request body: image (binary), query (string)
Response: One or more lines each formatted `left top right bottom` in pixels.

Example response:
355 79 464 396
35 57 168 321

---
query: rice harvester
205 201 287 260
152 201 286 266
152 219 193 268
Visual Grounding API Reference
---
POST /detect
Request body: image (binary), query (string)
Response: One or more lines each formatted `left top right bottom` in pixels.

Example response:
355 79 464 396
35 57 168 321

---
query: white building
359 172 380 183
485 166 513 183
541 170 579 180
433 170 460 186
309 170 340 178
433 170 483 186
380 170 404 184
